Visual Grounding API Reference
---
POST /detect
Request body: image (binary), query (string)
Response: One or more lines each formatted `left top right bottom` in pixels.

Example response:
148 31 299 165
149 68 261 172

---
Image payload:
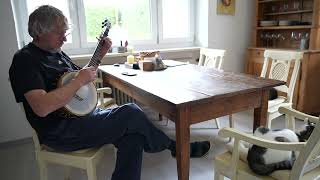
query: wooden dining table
99 63 284 180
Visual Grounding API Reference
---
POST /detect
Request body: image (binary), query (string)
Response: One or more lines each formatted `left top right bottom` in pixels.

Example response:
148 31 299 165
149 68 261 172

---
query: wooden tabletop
99 64 284 111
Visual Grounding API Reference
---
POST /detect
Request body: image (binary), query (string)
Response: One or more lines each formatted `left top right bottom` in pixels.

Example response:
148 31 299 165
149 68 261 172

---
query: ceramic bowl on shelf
259 20 278 27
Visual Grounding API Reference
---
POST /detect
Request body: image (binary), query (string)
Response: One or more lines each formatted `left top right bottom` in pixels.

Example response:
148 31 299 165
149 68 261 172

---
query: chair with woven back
227 50 303 130
214 106 320 180
261 50 303 128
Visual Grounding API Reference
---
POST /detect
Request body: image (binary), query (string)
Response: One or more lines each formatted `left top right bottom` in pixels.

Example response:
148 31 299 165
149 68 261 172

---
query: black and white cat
248 122 315 175
226 121 315 176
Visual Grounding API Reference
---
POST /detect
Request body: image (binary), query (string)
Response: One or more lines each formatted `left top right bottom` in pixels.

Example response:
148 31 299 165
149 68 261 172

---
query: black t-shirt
9 43 80 141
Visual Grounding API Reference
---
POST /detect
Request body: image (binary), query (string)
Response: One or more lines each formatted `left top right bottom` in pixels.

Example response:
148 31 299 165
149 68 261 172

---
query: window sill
70 46 201 66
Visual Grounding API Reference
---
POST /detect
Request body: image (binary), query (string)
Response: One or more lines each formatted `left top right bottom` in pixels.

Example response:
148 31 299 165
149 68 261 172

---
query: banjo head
58 71 98 116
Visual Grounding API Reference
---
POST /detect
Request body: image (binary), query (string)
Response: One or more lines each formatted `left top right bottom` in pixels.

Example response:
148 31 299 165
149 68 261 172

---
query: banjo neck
87 18 111 67
87 40 104 67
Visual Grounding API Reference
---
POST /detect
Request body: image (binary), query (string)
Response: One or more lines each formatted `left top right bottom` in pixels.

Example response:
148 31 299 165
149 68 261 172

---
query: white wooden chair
19 103 115 180
198 48 225 70
198 48 230 129
95 70 116 109
214 106 320 180
261 50 303 128
95 78 116 109
163 48 229 128
161 48 228 127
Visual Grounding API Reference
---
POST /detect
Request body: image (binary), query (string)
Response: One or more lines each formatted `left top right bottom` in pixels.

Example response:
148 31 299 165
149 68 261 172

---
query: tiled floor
0 107 305 180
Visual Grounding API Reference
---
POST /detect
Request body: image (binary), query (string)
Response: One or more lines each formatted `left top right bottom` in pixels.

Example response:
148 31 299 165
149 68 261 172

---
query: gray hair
28 5 68 39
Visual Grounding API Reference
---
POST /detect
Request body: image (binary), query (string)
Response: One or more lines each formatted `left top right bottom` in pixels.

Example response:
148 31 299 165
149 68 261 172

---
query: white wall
195 0 254 72
1 0 254 143
0 0 31 143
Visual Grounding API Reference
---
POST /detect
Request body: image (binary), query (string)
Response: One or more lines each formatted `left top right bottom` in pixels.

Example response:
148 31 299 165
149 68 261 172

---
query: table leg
175 107 190 180
253 89 269 130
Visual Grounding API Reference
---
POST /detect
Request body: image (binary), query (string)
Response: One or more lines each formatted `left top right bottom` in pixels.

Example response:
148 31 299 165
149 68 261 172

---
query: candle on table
127 55 135 64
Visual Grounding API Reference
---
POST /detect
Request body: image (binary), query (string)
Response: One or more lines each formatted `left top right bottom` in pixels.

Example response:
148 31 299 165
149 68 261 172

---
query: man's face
39 24 69 51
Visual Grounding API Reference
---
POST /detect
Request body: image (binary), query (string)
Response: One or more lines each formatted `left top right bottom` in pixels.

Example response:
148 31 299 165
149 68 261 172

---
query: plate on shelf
260 20 278 27
279 20 293 26
278 20 301 26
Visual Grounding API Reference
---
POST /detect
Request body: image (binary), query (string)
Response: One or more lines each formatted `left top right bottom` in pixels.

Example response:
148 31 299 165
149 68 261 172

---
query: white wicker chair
214 106 320 180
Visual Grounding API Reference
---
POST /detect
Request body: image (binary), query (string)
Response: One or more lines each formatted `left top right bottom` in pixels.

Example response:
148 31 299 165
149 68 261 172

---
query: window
161 0 192 40
83 0 152 42
13 0 194 55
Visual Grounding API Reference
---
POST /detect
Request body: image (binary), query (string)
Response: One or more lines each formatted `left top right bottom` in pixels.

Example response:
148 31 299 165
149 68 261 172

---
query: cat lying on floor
226 121 315 176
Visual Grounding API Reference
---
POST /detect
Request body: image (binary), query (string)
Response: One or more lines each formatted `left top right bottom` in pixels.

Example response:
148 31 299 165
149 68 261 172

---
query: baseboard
0 137 32 149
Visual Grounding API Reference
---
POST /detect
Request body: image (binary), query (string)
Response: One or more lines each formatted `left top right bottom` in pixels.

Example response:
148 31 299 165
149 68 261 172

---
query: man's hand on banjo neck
76 37 112 86
83 37 112 70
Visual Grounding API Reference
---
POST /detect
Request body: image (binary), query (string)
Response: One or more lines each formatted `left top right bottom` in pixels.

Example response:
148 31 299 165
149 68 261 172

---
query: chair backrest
291 116 320 180
198 48 226 70
19 103 92 154
95 70 104 88
261 50 303 104
18 103 42 152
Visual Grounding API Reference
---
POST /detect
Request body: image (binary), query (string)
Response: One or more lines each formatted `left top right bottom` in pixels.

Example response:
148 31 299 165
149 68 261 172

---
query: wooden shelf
247 0 320 114
256 25 313 30
259 0 285 3
248 47 320 52
265 10 313 16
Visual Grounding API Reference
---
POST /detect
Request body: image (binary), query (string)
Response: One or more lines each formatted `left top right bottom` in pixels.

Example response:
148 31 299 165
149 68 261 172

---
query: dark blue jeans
42 103 172 180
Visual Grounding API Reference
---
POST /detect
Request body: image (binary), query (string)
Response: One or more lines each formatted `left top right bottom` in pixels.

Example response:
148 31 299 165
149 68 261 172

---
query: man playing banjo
9 5 210 180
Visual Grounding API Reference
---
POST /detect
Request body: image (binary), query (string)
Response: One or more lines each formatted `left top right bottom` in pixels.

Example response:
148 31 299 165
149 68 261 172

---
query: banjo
57 18 111 117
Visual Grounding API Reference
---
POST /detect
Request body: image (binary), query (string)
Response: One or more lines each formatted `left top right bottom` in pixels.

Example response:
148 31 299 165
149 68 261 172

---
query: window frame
12 0 195 55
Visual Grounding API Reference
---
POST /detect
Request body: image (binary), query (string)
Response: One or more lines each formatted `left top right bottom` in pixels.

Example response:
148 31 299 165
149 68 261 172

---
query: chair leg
214 118 221 129
229 114 234 128
86 163 97 180
159 114 170 126
64 167 71 180
165 119 170 126
267 113 272 128
285 114 295 130
158 113 163 121
214 169 224 180
38 159 48 180
113 146 117 162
